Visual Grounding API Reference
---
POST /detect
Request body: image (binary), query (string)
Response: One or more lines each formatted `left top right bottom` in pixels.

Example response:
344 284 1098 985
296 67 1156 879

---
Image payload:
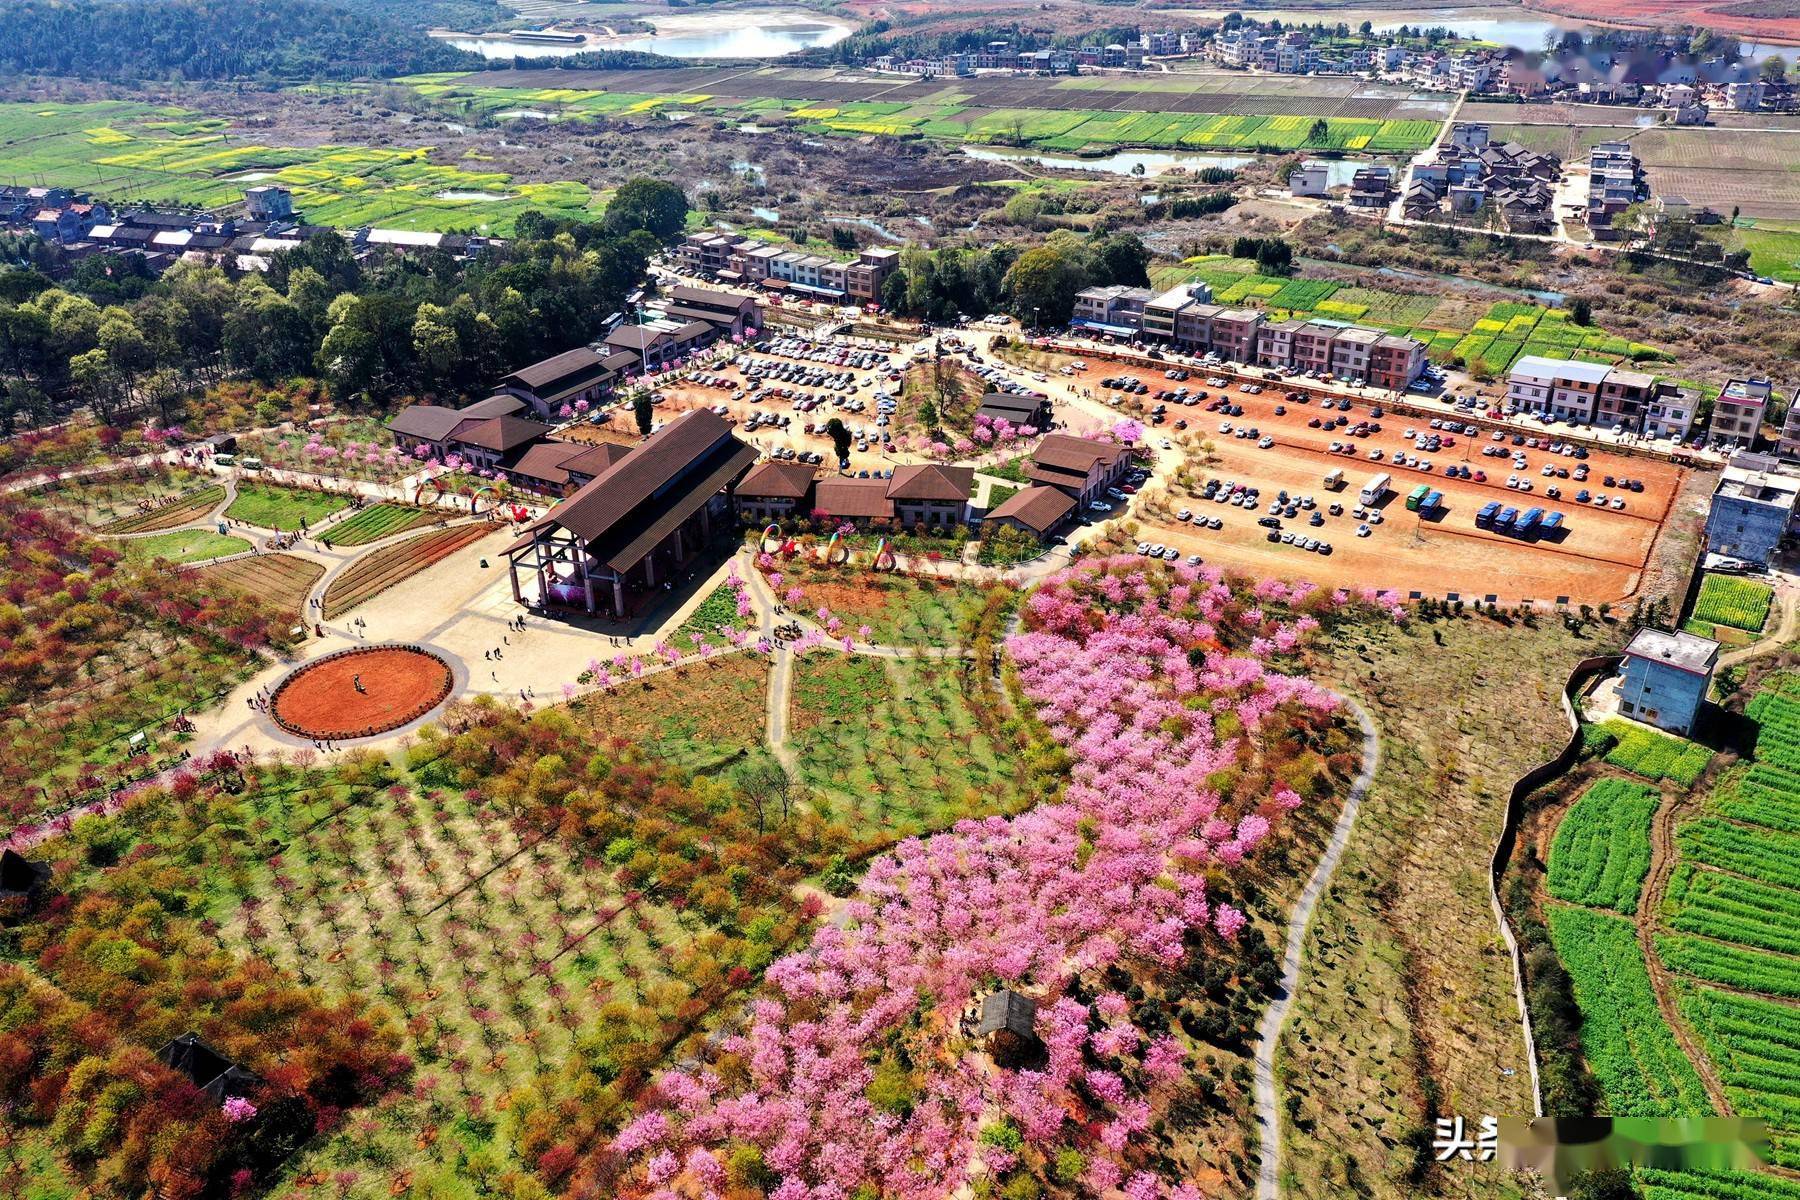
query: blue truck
1516 506 1545 536
1542 510 1564 532
1477 500 1501 526
1496 505 1519 530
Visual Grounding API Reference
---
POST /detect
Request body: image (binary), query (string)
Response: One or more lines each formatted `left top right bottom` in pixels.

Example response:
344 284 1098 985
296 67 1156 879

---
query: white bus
1358 472 1391 506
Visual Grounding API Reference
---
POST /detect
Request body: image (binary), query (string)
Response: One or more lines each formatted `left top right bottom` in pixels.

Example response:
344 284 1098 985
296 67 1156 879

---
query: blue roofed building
1704 450 1800 567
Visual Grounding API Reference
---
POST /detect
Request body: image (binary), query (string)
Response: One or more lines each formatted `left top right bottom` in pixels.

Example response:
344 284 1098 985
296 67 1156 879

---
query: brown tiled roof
814 477 893 519
671 284 753 313
507 441 589 485
502 347 607 392
659 303 742 327
887 463 973 503
386 405 463 441
605 326 670 352
984 485 1074 534
1032 433 1123 474
527 410 755 571
560 443 630 478
738 460 817 500
976 394 1047 421
452 416 553 453
461 394 529 419
672 320 714 342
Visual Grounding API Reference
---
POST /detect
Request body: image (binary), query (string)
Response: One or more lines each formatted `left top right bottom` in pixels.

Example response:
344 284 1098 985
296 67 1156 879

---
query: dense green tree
605 178 690 240
1004 244 1085 325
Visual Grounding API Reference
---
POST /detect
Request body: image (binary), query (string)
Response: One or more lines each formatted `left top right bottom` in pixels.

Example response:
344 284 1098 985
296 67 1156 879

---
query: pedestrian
485 649 491 660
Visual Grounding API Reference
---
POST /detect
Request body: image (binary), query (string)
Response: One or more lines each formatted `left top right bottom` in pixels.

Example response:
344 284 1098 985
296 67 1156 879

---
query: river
962 144 1376 184
439 8 855 60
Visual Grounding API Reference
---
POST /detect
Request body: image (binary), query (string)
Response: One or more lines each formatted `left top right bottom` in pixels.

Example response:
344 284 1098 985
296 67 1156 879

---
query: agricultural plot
567 652 768 771
191 552 326 618
1546 905 1713 1115
1639 1168 1800 1200
778 564 989 647
1748 688 1800 772
321 522 493 618
120 528 250 565
1674 819 1800 891
318 502 442 547
1598 719 1714 786
1691 574 1774 633
0 100 602 235
27 468 220 530
1728 219 1800 283
413 69 1442 156
1546 778 1659 914
789 654 1022 838
671 583 757 651
1664 862 1800 958
1713 763 1800 834
1631 128 1800 222
199 771 708 1197
1680 988 1800 1167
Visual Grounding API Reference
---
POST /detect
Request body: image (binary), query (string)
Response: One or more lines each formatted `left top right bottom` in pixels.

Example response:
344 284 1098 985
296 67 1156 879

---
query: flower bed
269 645 454 740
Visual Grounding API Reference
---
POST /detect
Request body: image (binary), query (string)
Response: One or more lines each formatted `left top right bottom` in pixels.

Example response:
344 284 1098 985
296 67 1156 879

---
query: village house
982 485 1076 543
732 460 819 521
1709 377 1773 449
802 464 975 529
1023 433 1132 506
1616 628 1719 737
494 347 636 417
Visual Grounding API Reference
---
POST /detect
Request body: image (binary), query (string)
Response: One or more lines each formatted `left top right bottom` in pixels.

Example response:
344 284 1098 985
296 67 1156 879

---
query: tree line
877 229 1154 326
0 0 475 82
0 178 690 431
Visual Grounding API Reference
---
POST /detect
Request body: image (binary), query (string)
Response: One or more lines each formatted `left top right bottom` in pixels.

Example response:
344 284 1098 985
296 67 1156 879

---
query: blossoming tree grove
595 558 1395 1200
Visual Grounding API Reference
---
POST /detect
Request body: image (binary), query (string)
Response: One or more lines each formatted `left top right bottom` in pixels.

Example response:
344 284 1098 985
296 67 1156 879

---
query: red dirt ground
272 648 453 740
1529 0 1800 43
1055 353 1686 605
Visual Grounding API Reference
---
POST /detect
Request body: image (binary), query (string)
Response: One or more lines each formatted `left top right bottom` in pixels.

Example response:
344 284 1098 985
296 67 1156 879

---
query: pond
961 144 1260 176
611 12 854 58
435 190 514 201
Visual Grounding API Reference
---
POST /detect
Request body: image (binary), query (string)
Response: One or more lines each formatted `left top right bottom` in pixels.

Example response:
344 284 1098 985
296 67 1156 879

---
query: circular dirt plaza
271 646 454 740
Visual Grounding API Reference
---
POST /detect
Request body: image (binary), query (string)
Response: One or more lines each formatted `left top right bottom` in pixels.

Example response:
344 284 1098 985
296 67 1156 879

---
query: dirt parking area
1071 357 1687 606
649 336 930 474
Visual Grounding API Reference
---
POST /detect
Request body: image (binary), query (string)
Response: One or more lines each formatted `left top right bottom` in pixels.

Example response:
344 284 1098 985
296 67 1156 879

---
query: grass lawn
120 528 250 565
671 583 755 651
789 654 1024 839
225 480 351 530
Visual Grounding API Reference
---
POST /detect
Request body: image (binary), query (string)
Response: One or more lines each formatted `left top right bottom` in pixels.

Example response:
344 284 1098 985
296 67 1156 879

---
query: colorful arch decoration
761 523 784 554
413 477 450 506
872 538 896 572
469 484 502 515
825 529 849 565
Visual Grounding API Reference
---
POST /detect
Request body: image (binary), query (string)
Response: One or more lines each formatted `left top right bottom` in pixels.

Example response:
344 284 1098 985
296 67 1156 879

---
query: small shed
0 848 49 910
977 989 1041 1068
156 1033 260 1102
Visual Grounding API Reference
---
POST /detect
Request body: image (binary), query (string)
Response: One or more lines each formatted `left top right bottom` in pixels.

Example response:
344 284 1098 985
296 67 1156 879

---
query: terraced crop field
319 503 442 547
0 100 603 234
1599 719 1714 786
1546 777 1658 914
1691 574 1775 634
96 485 226 533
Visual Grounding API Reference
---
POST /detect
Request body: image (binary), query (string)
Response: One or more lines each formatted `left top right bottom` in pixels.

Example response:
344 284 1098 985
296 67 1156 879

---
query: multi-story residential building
1616 628 1718 737
244 186 295 221
1704 450 1800 565
1071 285 1152 335
1256 319 1305 370
1208 308 1263 362
1709 377 1772 448
1506 357 1611 423
1370 335 1427 391
1290 320 1336 375
1644 385 1700 442
1288 164 1330 196
1586 141 1645 238
1727 80 1765 111
1327 326 1381 381
843 247 900 303
1778 390 1800 459
1595 368 1659 430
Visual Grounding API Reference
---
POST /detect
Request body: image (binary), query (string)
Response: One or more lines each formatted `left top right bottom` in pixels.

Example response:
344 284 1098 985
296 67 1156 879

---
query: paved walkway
1254 695 1379 1200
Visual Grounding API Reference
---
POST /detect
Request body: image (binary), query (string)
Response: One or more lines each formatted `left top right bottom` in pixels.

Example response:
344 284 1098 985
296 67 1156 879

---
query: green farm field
405 70 1444 156
0 100 603 234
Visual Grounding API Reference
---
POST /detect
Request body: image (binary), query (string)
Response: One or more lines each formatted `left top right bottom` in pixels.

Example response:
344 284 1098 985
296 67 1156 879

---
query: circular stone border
268 644 456 741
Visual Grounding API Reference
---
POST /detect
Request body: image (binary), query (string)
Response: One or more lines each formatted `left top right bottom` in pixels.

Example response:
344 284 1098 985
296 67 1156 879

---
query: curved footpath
1254 694 1379 1200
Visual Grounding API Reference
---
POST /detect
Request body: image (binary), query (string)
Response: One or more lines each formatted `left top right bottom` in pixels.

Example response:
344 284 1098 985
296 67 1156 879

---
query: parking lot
1054 354 1688 605
650 332 924 474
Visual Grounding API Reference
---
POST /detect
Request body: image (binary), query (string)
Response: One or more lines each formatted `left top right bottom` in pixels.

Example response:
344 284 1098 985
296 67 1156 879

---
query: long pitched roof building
506 410 756 617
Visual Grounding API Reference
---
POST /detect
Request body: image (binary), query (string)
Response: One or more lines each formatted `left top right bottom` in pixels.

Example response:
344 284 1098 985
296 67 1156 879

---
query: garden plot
192 553 326 618
318 502 443 547
120 528 249 565
28 467 220 530
226 480 352 530
566 652 768 771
